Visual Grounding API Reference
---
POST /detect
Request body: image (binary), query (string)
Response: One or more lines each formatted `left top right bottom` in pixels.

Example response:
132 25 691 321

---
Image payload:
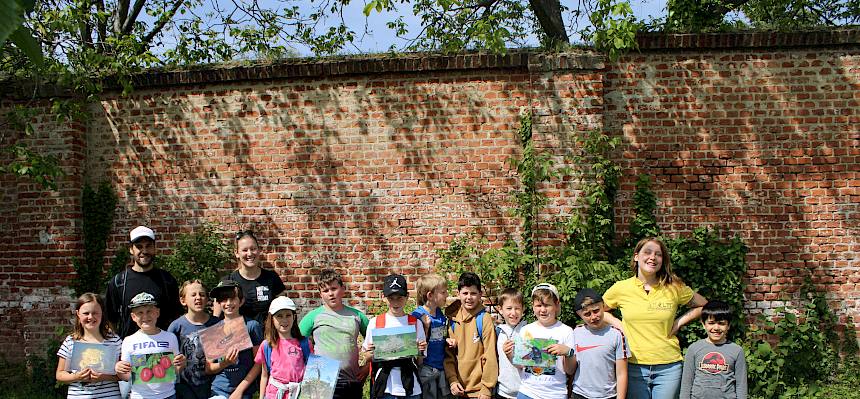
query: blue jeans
516 394 536 399
627 362 683 399
379 394 422 399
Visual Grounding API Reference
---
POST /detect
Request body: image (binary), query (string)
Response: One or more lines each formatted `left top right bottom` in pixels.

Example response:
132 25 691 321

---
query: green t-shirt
298 305 369 383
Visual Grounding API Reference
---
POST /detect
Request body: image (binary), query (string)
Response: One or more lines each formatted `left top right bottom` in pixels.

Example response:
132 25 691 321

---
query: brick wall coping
636 28 860 50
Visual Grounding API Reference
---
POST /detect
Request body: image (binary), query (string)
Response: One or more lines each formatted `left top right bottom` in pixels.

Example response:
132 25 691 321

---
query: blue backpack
451 308 489 341
261 337 311 373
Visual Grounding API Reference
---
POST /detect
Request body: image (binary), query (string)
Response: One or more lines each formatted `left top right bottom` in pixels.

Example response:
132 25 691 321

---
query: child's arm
615 358 628 399
115 360 132 382
206 347 239 374
602 308 624 332
173 353 187 373
259 363 269 398
229 362 262 399
736 347 748 399
678 345 696 399
55 357 93 384
671 292 707 337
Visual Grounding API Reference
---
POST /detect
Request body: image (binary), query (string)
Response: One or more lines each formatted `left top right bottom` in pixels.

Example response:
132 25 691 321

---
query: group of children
56 268 746 399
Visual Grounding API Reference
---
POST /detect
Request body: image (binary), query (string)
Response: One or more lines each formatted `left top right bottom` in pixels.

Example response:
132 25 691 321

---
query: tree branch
114 0 129 34
141 0 186 45
121 0 148 33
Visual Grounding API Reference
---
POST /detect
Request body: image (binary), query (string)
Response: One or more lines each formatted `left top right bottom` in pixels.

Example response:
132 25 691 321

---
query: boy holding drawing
115 292 187 399
362 274 428 399
208 279 264 399
298 268 370 399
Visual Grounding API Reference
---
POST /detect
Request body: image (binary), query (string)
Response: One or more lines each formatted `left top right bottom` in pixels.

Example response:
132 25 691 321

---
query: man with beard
105 225 182 339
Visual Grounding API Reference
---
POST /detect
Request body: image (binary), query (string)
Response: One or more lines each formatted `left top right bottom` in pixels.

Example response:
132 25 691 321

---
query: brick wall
1 32 858 362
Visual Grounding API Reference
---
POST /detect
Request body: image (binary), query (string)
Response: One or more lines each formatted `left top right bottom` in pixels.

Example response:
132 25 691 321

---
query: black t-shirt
226 268 287 325
105 267 182 338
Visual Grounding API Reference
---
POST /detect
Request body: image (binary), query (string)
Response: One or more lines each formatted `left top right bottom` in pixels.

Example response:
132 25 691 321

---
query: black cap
573 288 603 312
209 279 240 299
383 274 408 297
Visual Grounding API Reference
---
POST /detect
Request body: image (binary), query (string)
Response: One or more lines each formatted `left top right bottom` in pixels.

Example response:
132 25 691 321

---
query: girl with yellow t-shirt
603 238 708 399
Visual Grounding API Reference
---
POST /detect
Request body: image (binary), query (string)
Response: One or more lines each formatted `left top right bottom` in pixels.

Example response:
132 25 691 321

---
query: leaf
9 25 43 65
0 0 25 48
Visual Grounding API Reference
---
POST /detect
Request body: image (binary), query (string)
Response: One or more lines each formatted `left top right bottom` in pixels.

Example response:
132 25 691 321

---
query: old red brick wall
1 31 858 362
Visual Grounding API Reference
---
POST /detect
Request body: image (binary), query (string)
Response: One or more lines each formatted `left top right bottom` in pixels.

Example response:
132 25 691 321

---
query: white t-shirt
517 321 575 399
120 329 179 399
361 313 426 397
496 321 525 399
57 335 123 399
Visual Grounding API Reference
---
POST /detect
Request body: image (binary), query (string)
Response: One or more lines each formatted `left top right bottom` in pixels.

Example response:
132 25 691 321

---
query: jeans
379 394 422 399
515 393 535 399
418 364 450 399
627 362 682 399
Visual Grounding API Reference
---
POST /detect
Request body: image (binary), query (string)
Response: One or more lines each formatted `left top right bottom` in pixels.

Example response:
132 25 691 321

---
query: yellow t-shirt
603 277 694 365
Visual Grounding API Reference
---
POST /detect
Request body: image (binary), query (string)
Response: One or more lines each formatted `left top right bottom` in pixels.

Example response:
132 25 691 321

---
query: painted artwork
67 341 118 374
299 354 339 399
372 325 418 361
512 335 557 369
130 352 175 384
199 317 253 361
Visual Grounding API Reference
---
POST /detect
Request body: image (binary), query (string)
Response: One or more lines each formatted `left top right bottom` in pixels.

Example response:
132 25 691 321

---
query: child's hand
174 354 187 370
446 338 457 348
75 368 93 382
115 360 131 374
450 382 465 396
88 369 112 382
546 343 572 357
362 344 375 361
222 348 239 367
503 340 514 359
417 340 428 353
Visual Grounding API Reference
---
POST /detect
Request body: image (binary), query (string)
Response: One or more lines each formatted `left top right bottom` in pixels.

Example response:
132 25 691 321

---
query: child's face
180 283 208 313
319 281 346 310
576 303 605 329
500 299 523 327
703 316 730 344
216 292 244 317
273 309 295 336
235 236 260 268
77 301 103 332
634 240 664 276
458 285 481 311
428 284 448 308
130 305 160 331
533 298 559 326
384 293 408 314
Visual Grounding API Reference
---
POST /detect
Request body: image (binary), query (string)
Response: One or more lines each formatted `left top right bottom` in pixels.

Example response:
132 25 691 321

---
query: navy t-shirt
167 315 221 388
411 306 447 370
210 317 264 399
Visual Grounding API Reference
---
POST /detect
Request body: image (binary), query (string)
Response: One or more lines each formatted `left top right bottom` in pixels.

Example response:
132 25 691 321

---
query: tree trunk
529 0 568 46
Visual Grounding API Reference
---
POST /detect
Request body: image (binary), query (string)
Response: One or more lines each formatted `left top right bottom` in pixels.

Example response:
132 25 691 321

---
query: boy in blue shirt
411 273 452 399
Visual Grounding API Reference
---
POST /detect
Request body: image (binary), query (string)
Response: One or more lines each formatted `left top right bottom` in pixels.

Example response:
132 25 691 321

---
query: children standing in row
168 280 220 399
680 300 748 399
410 273 452 399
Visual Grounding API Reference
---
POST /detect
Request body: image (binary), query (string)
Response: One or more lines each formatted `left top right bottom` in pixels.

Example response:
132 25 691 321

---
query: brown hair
531 288 560 306
179 279 207 300
72 293 114 340
317 268 344 289
630 237 683 286
416 274 446 306
263 295 304 349
498 288 524 307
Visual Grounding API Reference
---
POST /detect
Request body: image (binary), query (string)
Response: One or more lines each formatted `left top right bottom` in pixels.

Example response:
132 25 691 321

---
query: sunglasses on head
235 230 257 241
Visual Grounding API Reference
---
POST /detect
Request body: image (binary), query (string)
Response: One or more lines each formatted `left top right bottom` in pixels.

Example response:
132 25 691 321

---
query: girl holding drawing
254 295 309 399
508 283 576 399
56 292 123 399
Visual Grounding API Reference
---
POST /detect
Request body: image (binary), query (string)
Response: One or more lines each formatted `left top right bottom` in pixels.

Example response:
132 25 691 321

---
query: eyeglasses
235 230 257 241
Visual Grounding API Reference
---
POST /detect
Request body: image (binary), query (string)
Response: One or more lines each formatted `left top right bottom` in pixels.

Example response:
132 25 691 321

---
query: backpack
262 337 312 373
450 308 488 341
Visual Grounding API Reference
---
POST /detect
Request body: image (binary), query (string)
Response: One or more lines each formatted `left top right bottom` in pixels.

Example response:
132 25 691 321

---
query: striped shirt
57 335 123 399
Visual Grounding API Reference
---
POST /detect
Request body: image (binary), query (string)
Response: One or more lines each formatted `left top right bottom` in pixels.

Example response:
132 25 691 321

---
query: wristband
567 347 575 357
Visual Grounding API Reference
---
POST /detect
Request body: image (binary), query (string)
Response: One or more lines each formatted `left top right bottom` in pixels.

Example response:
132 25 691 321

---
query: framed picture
512 335 557 369
372 325 418 361
199 317 253 361
67 341 118 375
130 352 175 385
299 354 339 399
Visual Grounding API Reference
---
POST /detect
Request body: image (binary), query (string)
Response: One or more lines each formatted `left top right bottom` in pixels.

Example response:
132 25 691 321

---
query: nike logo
576 344 603 352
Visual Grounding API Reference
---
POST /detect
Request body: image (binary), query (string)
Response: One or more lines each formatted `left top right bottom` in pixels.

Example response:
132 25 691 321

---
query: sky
289 0 669 55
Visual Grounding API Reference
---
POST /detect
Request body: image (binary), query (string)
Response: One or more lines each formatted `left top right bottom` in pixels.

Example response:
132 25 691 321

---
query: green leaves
1 0 43 64
72 182 118 296
160 224 233 293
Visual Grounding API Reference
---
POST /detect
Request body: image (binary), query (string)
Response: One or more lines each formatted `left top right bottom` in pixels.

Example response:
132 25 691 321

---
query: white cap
531 283 560 300
268 296 297 314
129 226 156 243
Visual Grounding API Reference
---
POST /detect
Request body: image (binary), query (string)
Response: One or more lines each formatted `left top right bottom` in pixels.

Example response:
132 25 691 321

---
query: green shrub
159 224 233 292
72 182 117 296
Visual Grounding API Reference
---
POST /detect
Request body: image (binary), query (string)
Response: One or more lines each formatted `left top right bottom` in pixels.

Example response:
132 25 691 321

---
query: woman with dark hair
602 237 708 399
214 230 287 324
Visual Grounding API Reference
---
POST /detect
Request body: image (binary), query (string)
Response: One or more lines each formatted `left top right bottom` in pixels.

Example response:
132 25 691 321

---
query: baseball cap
269 296 297 314
531 283 560 300
573 288 604 312
129 226 156 243
382 274 408 297
128 292 158 309
209 279 241 299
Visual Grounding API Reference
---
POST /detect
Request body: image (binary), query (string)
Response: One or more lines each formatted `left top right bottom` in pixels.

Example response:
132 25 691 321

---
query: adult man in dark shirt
105 225 182 338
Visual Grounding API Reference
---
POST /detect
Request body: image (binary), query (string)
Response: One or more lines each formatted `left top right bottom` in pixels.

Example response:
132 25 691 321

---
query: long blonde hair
630 237 683 286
